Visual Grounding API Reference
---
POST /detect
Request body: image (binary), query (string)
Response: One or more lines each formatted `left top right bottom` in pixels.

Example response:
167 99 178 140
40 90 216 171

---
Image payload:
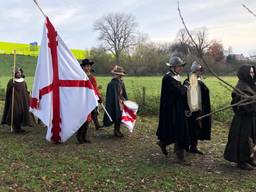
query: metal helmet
190 61 203 73
166 56 186 67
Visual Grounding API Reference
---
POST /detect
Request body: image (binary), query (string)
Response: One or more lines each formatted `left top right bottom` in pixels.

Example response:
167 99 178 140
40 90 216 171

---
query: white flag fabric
121 100 138 133
30 17 98 143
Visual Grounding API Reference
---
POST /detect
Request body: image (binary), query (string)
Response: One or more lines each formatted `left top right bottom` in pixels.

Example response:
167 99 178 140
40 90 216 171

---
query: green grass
0 75 237 123
1 63 254 191
0 42 88 59
0 111 255 191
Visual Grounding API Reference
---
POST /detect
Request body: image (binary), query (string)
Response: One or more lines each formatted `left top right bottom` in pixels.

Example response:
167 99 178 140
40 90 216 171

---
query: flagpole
33 0 47 18
10 50 16 133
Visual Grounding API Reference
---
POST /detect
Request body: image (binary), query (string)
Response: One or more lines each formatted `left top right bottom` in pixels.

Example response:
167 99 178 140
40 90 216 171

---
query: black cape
184 78 212 141
1 79 34 126
224 65 256 163
156 71 190 149
103 78 128 127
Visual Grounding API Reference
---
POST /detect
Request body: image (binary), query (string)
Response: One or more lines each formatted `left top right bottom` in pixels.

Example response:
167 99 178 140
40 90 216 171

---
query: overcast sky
0 0 256 56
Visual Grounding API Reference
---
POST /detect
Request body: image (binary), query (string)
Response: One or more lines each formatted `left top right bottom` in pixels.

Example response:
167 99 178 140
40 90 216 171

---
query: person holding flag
81 59 103 130
76 58 103 144
103 65 128 137
30 16 98 143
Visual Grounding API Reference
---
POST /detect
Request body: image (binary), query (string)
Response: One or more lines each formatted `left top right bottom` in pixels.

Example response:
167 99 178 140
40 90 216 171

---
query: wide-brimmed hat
80 59 94 67
166 56 186 67
111 65 127 76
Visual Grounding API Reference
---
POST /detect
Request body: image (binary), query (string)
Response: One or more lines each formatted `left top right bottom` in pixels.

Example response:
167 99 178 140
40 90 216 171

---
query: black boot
175 147 191 166
189 140 204 155
157 141 168 156
92 109 103 130
76 127 84 144
114 123 124 137
13 124 25 133
237 162 254 170
82 122 91 143
247 159 256 167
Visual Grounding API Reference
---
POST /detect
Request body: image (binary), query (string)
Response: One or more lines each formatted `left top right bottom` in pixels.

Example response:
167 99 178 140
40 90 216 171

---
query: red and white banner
121 100 138 133
30 17 98 143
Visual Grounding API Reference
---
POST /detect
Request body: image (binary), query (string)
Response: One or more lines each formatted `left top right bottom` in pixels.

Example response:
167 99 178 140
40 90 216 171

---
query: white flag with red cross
121 100 138 133
30 17 98 143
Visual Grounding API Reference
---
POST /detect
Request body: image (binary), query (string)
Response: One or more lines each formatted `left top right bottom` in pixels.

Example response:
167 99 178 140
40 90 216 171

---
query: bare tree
191 27 210 55
94 13 138 65
172 28 190 55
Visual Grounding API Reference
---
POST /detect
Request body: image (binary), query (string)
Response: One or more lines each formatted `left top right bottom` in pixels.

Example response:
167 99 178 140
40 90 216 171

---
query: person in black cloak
103 65 128 137
1 67 34 133
224 64 256 170
184 61 211 155
156 55 191 165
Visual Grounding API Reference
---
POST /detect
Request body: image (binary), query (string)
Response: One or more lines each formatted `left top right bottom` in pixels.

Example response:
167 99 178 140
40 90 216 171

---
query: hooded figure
1 68 34 133
156 55 191 165
103 65 128 137
224 64 256 170
183 61 211 155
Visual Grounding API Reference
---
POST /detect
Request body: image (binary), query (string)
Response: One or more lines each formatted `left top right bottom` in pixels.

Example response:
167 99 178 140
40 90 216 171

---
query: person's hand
98 96 103 103
183 81 190 88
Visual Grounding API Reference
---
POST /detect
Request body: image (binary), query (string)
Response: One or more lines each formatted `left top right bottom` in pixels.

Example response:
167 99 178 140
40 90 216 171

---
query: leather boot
76 127 84 144
247 159 256 167
92 109 102 130
189 140 204 155
176 149 191 166
114 123 124 137
157 141 168 156
237 162 254 170
82 122 91 143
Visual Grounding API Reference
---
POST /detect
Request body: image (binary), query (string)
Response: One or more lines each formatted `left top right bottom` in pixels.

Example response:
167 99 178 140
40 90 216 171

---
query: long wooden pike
242 4 256 17
33 0 47 18
10 50 16 132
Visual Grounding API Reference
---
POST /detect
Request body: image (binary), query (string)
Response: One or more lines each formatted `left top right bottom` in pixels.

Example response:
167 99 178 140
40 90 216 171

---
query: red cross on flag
30 17 98 143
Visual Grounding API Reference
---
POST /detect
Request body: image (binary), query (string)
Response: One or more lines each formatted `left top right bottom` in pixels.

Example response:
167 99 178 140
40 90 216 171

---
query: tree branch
177 0 249 99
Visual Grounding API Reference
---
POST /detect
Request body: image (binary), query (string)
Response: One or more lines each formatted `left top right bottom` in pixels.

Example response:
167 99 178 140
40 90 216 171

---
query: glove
98 96 103 104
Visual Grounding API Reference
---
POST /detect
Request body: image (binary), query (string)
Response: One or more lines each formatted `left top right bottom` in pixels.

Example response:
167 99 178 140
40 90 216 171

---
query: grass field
1 54 255 191
0 75 237 123
0 42 88 60
0 75 250 191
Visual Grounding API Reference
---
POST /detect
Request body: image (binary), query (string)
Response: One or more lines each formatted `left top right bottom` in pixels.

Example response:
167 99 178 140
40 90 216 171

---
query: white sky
0 0 256 56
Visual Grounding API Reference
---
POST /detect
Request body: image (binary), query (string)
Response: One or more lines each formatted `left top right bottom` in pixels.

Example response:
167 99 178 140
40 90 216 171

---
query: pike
10 50 16 133
33 0 47 18
177 0 256 120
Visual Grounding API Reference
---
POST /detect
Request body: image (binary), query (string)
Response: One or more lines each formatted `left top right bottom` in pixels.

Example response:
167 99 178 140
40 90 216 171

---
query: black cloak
1 79 34 127
156 71 190 149
184 78 212 141
224 64 256 163
103 78 128 127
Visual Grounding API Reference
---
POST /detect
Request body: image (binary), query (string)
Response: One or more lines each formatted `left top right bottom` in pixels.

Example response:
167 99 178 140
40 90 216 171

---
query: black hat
80 59 94 67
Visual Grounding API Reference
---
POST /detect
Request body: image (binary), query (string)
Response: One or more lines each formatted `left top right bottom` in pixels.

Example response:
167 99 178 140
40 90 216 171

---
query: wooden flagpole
33 0 47 18
10 50 16 132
